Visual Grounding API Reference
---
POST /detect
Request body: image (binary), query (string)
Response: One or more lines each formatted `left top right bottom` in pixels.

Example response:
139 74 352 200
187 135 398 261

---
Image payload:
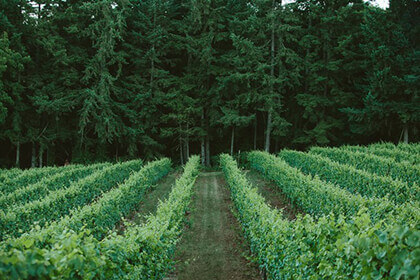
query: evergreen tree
342 1 419 143
119 0 180 159
0 0 418 167
0 0 31 167
294 0 366 146
78 0 128 145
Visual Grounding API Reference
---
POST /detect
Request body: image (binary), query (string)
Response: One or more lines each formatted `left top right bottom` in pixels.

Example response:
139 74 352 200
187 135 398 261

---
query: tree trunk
150 2 157 95
47 145 56 166
183 139 187 163
150 48 155 94
16 141 20 168
201 111 205 165
201 138 205 165
205 134 210 167
180 135 184 165
265 1 275 153
275 137 279 153
403 125 409 144
31 142 37 168
304 11 311 93
186 123 190 160
323 42 329 99
186 138 190 160
265 111 272 152
16 72 22 168
254 117 257 150
230 127 235 156
39 145 44 168
323 25 330 103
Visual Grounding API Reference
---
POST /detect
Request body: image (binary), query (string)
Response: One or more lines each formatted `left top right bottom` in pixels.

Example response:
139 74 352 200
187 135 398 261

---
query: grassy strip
221 154 419 279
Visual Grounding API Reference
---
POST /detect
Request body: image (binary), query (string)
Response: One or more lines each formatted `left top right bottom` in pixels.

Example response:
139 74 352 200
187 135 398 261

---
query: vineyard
0 143 418 279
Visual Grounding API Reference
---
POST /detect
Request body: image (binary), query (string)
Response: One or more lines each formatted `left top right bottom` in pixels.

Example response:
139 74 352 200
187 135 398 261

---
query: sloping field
0 143 418 279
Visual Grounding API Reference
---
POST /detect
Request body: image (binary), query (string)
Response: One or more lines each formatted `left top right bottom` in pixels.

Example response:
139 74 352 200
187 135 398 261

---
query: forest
0 0 418 168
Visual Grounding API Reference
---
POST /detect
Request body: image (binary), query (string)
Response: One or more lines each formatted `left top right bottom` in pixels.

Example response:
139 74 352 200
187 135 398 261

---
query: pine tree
179 0 232 165
293 0 366 146
342 1 419 143
78 0 128 147
0 0 418 167
0 0 32 167
119 0 180 159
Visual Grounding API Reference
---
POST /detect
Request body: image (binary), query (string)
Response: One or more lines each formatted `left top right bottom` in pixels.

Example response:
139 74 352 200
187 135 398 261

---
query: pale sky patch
283 0 389 9
368 0 389 9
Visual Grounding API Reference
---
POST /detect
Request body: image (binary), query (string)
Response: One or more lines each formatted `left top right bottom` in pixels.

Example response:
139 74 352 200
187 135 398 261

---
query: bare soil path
169 172 260 280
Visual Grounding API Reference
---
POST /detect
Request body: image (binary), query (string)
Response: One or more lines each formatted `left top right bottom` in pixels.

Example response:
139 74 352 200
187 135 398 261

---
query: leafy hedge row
310 147 420 186
54 158 171 240
343 145 419 165
371 142 420 155
221 153 419 279
279 149 419 204
117 155 200 279
247 151 419 225
0 162 111 210
0 168 22 184
0 164 81 195
0 156 200 279
0 159 143 239
0 158 171 256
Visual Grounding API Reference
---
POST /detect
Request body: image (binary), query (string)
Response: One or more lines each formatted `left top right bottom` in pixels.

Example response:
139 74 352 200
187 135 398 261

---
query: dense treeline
0 0 418 167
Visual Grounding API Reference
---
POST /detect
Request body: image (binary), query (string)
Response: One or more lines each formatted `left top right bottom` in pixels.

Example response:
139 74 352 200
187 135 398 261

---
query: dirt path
245 169 303 220
169 172 260 280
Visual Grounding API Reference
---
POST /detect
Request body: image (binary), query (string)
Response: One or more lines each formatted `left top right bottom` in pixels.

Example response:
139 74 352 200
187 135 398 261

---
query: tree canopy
0 0 418 167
